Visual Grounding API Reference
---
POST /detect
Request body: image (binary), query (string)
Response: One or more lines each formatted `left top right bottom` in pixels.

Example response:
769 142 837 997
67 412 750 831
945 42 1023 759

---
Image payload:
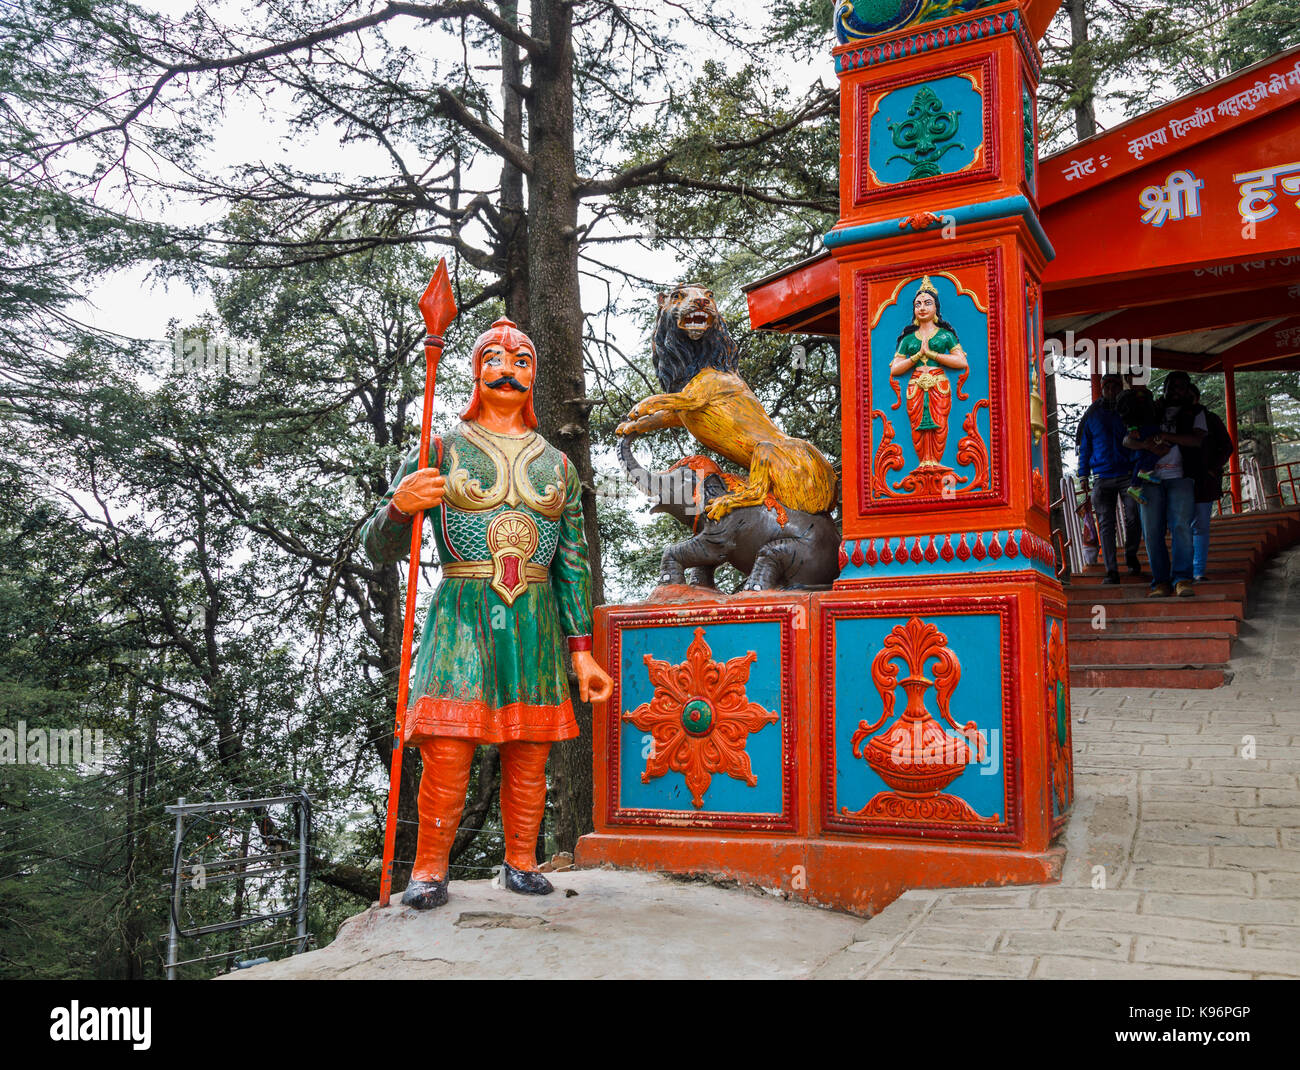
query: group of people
1076 371 1234 597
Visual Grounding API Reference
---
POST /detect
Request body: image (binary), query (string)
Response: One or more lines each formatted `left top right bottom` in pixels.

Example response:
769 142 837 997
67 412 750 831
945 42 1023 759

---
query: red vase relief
624 627 778 808
843 618 999 823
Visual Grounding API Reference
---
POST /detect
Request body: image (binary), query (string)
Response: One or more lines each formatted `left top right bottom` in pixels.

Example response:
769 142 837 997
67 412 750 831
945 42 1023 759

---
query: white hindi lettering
1234 160 1300 224
1063 157 1097 181
1127 127 1169 161
1196 257 1300 281
1139 170 1204 227
1216 64 1300 118
1168 106 1216 138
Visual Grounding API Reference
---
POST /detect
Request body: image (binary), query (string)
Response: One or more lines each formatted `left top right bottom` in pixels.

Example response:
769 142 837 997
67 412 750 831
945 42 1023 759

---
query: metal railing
1058 476 1140 577
1255 458 1300 510
1215 455 1298 515
164 793 311 979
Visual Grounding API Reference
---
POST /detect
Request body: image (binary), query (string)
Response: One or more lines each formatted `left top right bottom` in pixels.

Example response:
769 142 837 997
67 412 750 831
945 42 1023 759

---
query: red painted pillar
825 0 1072 859
1224 363 1242 512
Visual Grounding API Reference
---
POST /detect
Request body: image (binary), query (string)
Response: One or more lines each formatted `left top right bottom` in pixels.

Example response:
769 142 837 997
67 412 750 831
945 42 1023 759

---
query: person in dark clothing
1189 384 1234 581
1115 387 1164 504
1125 371 1206 597
1078 373 1142 583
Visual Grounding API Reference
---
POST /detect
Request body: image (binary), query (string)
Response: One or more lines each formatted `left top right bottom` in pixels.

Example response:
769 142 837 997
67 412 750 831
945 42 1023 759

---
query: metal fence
164 793 310 979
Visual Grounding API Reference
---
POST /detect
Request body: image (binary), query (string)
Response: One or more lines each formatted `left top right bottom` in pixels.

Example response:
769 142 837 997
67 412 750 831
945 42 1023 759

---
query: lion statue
615 284 838 521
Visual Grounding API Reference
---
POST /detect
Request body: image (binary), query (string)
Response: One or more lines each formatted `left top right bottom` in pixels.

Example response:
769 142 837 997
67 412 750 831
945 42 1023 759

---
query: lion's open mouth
678 310 713 337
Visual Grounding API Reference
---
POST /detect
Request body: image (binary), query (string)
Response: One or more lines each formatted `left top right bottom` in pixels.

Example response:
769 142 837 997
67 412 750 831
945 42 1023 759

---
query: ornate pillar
575 1 1072 912
820 0 1072 859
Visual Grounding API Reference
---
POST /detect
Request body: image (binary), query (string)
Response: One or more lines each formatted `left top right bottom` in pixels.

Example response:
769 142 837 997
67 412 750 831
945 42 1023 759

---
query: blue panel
832 612 1006 821
869 75 983 186
869 273 990 485
618 621 785 814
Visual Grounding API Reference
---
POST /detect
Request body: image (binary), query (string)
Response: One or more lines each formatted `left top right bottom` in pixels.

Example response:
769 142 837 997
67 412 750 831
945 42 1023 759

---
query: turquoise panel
1022 82 1037 195
618 620 785 814
869 75 983 187
869 273 991 489
832 612 1006 822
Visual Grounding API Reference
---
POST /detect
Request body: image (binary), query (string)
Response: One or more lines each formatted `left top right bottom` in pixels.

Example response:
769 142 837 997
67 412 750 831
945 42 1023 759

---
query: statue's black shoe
502 862 554 895
401 878 449 910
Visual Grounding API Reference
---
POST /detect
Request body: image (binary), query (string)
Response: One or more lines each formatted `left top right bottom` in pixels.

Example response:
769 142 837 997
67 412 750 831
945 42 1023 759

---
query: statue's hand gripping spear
379 260 457 908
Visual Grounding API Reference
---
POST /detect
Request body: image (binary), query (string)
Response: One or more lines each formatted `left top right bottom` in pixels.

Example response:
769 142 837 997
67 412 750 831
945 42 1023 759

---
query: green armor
361 422 593 744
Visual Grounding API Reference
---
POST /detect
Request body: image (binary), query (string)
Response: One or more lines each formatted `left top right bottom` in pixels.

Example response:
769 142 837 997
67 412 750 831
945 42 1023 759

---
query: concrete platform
225 869 859 980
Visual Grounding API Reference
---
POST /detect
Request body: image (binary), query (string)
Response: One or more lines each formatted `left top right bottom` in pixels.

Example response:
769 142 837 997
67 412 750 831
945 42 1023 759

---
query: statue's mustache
485 376 529 392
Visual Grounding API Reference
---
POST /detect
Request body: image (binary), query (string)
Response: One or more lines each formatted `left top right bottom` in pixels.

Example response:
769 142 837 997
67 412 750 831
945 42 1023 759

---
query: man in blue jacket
1077 374 1142 583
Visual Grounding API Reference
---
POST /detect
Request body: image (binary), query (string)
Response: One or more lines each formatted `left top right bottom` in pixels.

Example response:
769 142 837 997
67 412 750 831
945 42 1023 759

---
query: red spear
379 259 457 908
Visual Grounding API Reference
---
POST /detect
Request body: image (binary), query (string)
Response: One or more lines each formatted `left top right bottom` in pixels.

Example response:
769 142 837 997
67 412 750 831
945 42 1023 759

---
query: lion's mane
652 303 741 393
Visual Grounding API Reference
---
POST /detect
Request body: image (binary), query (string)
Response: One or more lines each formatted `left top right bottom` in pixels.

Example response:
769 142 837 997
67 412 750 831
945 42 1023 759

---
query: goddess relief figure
888 278 969 467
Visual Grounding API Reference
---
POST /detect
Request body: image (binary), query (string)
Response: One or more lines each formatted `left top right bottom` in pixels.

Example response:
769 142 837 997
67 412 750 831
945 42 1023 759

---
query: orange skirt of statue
905 365 952 464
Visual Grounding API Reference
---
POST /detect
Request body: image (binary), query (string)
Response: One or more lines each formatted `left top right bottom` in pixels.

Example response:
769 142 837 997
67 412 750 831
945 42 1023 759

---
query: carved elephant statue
619 436 840 591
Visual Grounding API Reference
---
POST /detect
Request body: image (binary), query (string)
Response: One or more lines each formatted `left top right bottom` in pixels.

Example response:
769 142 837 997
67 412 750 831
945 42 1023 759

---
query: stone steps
1064 508 1300 688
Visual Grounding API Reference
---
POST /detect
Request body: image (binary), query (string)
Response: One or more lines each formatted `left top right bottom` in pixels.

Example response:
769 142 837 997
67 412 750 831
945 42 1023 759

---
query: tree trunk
1066 0 1097 141
526 0 603 855
499 0 530 330
1242 400 1279 503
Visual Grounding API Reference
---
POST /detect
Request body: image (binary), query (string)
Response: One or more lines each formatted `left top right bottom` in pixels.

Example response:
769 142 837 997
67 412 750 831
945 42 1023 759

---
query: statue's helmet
460 316 538 428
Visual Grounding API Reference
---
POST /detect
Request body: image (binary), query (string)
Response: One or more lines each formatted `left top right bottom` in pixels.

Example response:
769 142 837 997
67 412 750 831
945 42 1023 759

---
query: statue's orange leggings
411 738 551 881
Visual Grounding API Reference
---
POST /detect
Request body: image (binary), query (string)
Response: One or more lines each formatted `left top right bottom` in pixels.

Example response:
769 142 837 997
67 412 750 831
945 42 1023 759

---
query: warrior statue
361 316 613 909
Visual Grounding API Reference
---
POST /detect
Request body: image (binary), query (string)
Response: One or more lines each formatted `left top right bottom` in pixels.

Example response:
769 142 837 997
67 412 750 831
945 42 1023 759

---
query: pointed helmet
460 316 538 428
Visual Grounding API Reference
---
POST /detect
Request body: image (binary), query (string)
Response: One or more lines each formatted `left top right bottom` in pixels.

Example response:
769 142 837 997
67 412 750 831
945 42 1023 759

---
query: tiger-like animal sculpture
614 284 838 521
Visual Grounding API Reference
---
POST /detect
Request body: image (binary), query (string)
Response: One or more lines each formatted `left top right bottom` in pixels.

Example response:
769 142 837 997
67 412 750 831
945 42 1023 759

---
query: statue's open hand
573 650 613 704
391 468 445 514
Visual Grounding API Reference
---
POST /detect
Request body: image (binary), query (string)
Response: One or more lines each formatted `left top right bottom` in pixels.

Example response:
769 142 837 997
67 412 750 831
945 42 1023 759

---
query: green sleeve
933 327 961 352
361 444 424 566
550 458 594 638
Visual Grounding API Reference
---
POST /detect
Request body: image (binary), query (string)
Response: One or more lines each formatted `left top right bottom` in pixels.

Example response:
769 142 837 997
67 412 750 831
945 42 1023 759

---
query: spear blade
419 259 457 338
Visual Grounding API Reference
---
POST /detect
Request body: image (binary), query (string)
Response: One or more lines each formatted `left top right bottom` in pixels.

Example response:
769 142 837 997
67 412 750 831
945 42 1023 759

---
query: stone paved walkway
813 545 1300 979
